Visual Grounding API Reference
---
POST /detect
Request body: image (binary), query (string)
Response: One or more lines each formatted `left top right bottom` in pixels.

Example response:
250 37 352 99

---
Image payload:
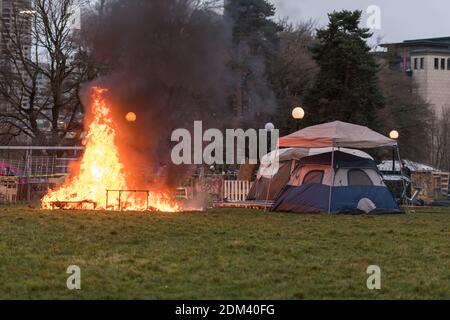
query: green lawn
0 206 449 299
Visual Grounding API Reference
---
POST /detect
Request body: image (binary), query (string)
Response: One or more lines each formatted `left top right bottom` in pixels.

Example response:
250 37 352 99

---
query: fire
41 87 179 212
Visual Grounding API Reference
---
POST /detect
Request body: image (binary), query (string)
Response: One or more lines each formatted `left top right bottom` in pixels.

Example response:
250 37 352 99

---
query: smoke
83 0 232 188
83 0 278 189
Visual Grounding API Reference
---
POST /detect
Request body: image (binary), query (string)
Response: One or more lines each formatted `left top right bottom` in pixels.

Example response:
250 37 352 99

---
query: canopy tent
247 147 373 201
271 151 400 214
271 121 401 214
278 121 397 149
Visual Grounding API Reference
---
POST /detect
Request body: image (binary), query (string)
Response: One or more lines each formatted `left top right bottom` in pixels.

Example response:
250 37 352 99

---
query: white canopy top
278 121 397 149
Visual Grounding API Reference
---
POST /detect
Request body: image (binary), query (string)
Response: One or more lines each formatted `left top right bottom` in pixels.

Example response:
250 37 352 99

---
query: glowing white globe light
292 107 305 120
389 130 399 140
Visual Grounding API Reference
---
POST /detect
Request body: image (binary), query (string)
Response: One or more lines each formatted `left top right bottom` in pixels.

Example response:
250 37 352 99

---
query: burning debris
41 87 180 212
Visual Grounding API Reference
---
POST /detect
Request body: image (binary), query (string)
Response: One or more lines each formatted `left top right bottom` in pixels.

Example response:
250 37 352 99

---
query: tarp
0 160 22 176
378 159 435 172
278 121 397 149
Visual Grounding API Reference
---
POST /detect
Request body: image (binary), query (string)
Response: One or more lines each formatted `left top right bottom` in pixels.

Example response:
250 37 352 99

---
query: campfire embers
41 87 180 212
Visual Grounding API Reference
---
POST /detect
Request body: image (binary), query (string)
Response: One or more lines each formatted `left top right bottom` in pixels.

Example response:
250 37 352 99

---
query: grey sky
273 0 449 43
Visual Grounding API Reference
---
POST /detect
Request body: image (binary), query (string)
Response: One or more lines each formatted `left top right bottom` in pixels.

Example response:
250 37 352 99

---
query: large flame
41 87 179 212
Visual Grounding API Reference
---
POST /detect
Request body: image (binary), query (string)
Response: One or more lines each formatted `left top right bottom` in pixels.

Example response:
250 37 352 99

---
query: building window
442 58 446 70
435 58 439 69
414 58 418 70
420 58 425 69
447 58 450 70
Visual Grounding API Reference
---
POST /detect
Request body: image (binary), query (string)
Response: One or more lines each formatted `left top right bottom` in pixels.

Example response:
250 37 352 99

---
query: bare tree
430 108 450 171
271 20 318 134
0 0 94 145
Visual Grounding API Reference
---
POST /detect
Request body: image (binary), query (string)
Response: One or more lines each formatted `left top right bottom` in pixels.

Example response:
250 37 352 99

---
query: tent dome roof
298 151 377 169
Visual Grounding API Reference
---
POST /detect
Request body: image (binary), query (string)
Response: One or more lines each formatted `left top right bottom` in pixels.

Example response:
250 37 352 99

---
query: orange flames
41 87 179 212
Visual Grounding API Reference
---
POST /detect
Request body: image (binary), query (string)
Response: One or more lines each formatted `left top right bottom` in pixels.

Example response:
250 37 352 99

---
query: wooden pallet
213 200 273 210
432 172 450 199
50 200 97 210
0 177 18 203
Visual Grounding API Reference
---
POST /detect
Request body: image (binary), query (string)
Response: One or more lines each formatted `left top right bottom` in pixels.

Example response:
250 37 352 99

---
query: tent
278 121 397 149
271 151 400 214
247 147 373 201
271 121 401 214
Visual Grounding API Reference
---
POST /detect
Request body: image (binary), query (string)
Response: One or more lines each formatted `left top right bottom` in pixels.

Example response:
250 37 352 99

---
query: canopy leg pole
264 137 279 212
264 150 276 212
396 146 407 205
327 148 335 214
264 176 273 212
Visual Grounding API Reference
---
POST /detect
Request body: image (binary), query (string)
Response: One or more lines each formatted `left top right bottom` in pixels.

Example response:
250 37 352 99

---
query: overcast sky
273 0 450 44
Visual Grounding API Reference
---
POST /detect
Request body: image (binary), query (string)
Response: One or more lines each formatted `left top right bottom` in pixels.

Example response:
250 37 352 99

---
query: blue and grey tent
247 147 375 202
271 121 402 214
271 151 400 214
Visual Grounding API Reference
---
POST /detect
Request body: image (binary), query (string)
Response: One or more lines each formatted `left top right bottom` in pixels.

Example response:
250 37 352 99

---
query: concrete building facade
0 0 32 58
383 37 450 117
0 0 33 144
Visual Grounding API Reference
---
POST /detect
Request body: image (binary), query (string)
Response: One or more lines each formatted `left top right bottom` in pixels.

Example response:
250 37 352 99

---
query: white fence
222 180 253 201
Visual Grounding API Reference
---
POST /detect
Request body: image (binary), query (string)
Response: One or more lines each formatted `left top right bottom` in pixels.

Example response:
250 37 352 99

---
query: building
0 0 83 144
0 0 33 144
0 0 32 59
383 37 450 117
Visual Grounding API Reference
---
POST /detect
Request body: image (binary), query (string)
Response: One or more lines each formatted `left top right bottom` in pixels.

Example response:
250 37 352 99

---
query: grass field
0 206 449 299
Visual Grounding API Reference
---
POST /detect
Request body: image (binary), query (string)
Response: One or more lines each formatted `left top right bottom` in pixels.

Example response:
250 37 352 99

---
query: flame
41 87 179 212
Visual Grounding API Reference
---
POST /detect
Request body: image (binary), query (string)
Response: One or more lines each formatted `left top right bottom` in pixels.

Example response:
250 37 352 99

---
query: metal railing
0 156 78 177
0 146 84 201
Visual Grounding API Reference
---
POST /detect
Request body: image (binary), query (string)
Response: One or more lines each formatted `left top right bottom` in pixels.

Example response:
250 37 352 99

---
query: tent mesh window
347 169 373 186
302 170 324 184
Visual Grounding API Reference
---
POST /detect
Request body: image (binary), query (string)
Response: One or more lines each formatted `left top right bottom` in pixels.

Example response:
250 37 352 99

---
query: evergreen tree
225 0 281 127
303 10 384 127
226 0 279 53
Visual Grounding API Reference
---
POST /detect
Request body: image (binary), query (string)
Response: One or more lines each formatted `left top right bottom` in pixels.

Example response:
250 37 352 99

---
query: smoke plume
83 0 278 191
84 0 232 187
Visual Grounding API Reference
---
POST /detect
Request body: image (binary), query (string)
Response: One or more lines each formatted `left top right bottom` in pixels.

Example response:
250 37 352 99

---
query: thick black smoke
85 0 232 187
